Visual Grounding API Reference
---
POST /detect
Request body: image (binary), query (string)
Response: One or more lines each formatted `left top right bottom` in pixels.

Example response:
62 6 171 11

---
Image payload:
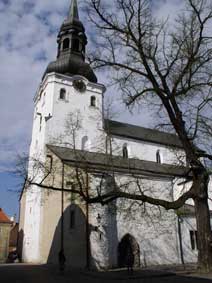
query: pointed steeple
42 0 97 83
68 0 79 23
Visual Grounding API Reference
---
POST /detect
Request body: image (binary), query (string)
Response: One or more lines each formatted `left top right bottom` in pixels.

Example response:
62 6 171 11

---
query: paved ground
0 264 212 283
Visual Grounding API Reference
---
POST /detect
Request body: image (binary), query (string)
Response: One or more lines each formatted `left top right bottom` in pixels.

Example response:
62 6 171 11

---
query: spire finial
68 0 79 22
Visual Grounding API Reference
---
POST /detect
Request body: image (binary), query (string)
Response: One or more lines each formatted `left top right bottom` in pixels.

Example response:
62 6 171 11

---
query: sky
0 0 182 219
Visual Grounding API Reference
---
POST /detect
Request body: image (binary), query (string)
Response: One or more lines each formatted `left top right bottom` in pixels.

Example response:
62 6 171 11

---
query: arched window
63 38 70 50
81 136 90 151
156 150 162 164
59 88 66 100
122 144 128 159
72 38 80 52
106 135 111 154
90 96 96 107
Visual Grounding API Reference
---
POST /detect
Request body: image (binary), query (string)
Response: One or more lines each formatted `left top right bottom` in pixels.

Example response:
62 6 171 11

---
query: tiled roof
0 208 12 224
104 119 183 148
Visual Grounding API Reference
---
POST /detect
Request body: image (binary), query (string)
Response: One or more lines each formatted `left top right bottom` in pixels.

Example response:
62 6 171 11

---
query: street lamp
96 213 101 225
96 213 102 240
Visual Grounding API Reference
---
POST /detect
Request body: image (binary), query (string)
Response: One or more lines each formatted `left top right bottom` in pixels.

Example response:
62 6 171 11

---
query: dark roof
43 0 97 83
0 208 12 224
62 0 84 32
68 0 79 22
44 54 97 83
47 145 188 178
104 119 182 148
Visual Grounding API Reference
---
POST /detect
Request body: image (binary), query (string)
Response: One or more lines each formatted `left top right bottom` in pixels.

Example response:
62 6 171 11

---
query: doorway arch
118 234 140 268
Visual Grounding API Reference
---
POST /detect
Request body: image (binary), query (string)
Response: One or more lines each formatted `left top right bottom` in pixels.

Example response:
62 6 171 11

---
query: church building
19 0 211 269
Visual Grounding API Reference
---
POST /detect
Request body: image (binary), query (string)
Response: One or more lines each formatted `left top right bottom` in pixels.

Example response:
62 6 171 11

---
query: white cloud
0 0 64 172
153 0 184 22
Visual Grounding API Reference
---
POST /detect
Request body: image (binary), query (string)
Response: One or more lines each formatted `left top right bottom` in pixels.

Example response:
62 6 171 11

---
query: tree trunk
194 172 212 272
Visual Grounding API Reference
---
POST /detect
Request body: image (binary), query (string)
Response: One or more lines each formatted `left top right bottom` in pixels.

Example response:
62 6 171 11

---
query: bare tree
17 108 191 268
80 0 212 272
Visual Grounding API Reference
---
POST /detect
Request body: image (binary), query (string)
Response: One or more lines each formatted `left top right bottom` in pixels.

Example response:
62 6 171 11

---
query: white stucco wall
43 73 105 151
21 71 196 267
31 72 186 166
22 185 42 263
88 174 184 269
110 136 185 165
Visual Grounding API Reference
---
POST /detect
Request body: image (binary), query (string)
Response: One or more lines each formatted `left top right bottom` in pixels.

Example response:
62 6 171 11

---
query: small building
0 208 12 263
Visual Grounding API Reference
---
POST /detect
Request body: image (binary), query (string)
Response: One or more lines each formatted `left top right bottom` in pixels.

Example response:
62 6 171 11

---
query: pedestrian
126 245 134 275
58 249 66 272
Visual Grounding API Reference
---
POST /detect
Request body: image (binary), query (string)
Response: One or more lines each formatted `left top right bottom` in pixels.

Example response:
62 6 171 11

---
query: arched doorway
118 234 140 268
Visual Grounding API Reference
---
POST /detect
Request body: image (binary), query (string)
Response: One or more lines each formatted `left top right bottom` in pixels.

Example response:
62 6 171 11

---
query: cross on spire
68 0 79 22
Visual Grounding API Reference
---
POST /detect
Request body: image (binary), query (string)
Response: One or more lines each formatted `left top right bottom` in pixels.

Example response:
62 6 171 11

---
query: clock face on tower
73 79 86 92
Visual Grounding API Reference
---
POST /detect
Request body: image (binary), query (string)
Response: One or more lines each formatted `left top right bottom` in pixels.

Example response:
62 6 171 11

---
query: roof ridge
104 119 177 136
104 119 182 148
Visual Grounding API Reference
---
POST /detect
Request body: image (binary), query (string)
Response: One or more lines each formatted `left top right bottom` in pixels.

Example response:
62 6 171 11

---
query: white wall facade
20 71 206 268
21 72 105 263
110 136 185 165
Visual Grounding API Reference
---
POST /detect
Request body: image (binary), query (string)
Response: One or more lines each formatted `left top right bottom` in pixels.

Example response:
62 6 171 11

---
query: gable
0 208 12 224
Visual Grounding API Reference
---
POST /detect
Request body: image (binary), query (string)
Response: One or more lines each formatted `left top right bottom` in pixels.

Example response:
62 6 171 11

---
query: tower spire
68 0 79 22
43 0 97 83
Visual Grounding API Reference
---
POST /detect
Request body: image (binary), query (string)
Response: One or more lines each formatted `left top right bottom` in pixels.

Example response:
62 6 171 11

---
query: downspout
61 163 65 254
178 215 185 267
85 172 90 269
58 162 65 271
171 179 185 267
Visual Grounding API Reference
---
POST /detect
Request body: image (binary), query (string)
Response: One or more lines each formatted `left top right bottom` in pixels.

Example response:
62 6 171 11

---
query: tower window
72 38 80 52
106 135 111 154
156 150 162 164
59 88 66 100
63 38 70 50
123 144 128 159
90 96 96 107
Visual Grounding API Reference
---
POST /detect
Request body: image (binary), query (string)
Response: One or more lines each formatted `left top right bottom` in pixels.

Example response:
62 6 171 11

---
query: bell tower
21 0 105 265
57 0 87 60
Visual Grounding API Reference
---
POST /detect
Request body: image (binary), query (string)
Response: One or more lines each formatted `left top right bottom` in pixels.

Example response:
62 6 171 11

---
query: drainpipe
61 163 64 252
171 180 185 267
85 172 90 270
59 162 65 271
178 215 185 267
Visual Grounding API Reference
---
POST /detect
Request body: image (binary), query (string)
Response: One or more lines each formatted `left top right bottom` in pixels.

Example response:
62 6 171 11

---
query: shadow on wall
17 229 24 261
89 201 119 270
47 204 88 268
105 176 119 269
89 175 119 270
107 200 119 268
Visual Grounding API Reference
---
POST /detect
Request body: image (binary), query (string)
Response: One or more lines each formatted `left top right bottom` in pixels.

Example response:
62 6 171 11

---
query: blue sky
0 0 182 218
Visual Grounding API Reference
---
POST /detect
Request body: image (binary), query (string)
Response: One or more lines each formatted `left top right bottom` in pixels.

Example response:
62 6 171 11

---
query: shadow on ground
0 264 211 283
